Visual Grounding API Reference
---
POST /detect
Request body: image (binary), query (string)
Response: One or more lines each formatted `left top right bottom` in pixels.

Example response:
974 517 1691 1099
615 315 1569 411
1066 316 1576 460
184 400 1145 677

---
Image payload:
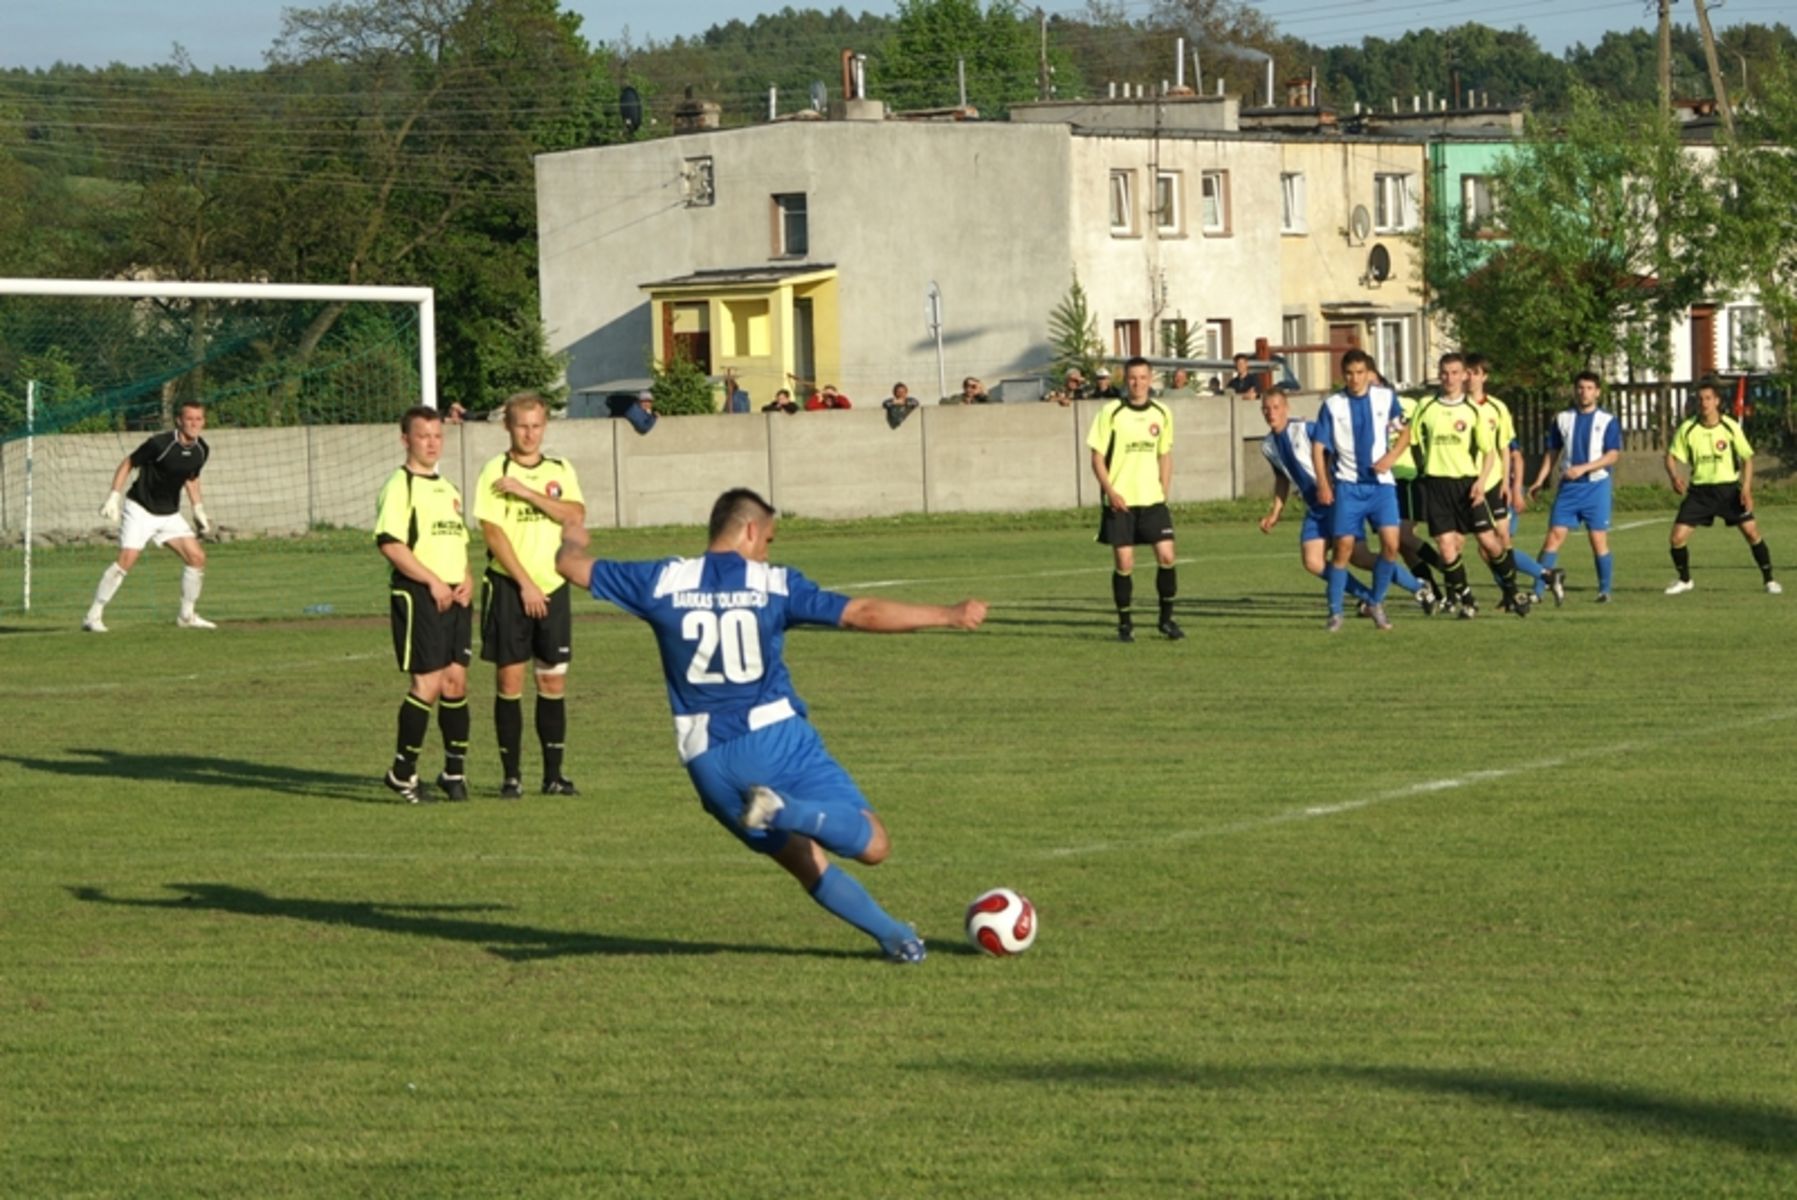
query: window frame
1109 169 1138 237
1154 169 1183 236
771 192 808 258
1373 173 1416 233
1199 169 1230 235
1279 171 1306 234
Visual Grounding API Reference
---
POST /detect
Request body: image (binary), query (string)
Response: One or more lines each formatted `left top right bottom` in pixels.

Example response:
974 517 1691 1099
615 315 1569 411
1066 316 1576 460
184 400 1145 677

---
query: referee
1087 356 1183 642
84 399 216 632
1663 379 1781 596
375 405 472 804
473 392 587 798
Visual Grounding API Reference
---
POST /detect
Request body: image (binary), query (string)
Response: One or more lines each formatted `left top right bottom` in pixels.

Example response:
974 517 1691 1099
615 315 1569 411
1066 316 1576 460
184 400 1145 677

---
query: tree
878 0 1076 116
1423 86 1722 392
1048 273 1105 383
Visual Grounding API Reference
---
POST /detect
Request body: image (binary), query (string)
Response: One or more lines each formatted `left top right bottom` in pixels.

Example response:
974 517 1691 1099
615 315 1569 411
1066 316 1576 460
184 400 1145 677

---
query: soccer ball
965 887 1037 957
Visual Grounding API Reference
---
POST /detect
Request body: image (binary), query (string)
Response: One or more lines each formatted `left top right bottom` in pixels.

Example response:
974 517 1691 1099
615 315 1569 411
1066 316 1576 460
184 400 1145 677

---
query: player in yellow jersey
375 405 472 803
1087 356 1183 642
1663 379 1781 595
1465 353 1559 607
474 392 589 799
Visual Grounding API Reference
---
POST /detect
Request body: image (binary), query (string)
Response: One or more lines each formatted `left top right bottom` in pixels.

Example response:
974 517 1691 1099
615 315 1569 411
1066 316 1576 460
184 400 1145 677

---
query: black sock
1416 542 1445 572
1750 539 1773 583
495 694 524 780
1443 555 1469 601
1413 561 1436 588
1671 545 1691 582
1492 549 1519 599
1112 572 1133 625
537 694 567 783
438 695 469 777
1156 566 1177 623
393 693 432 777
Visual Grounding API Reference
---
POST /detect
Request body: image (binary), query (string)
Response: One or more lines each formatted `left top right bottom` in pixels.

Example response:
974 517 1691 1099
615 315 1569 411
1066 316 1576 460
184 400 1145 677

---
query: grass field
4 503 1796 1197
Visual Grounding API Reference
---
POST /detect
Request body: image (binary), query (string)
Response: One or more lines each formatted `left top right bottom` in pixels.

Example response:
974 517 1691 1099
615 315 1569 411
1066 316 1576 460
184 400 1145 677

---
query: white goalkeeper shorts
120 498 197 550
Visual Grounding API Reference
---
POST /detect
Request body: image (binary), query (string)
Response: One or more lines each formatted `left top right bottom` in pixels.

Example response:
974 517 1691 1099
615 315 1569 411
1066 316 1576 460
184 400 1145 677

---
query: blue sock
1536 550 1559 596
1371 557 1395 604
1325 564 1347 616
1511 548 1545 583
1343 574 1375 603
769 798 872 858
809 865 909 948
1596 551 1614 595
1389 562 1421 593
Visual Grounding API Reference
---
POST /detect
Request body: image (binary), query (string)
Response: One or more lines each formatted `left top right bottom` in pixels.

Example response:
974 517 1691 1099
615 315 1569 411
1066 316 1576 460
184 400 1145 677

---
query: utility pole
1037 8 1050 101
1657 0 1672 118
1691 0 1736 136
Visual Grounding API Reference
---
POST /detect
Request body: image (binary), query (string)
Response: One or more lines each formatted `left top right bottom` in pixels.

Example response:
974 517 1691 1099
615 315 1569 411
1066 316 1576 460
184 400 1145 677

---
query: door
1689 305 1717 379
792 297 816 395
1327 322 1362 384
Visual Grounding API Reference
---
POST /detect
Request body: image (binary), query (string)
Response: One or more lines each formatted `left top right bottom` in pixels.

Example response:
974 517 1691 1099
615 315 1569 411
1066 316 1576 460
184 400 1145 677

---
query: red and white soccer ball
965 887 1037 957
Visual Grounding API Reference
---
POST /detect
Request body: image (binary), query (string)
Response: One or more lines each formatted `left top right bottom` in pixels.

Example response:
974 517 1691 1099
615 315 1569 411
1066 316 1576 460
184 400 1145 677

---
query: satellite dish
809 80 827 112
1367 243 1392 283
619 86 643 135
1349 204 1372 244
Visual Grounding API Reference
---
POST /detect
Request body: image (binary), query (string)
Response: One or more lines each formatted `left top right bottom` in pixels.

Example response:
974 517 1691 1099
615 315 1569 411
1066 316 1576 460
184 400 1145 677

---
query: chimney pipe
1266 59 1274 107
768 86 777 121
1176 37 1186 90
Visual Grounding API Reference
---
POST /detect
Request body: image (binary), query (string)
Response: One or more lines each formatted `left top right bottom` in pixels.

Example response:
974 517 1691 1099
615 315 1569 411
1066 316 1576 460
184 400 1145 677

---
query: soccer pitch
5 506 1796 1197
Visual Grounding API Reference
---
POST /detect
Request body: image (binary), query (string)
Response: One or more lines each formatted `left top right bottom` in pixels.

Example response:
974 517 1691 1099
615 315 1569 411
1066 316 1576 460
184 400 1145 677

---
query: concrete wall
6 403 1283 540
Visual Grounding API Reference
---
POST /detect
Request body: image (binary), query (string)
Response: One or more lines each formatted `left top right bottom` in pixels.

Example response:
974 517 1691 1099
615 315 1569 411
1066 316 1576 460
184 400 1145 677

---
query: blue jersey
1545 406 1622 484
1314 385 1404 485
588 552 850 763
1261 420 1322 509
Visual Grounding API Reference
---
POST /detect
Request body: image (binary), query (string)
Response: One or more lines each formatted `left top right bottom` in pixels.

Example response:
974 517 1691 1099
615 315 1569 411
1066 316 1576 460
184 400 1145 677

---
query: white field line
1041 706 1797 860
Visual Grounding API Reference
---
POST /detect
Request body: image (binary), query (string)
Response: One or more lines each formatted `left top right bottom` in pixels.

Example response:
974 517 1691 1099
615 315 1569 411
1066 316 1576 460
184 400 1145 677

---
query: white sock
90 563 127 617
180 566 204 618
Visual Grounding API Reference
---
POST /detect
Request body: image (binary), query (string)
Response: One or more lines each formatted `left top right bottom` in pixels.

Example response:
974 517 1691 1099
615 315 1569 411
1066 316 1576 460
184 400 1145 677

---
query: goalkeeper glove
100 490 122 522
193 504 212 536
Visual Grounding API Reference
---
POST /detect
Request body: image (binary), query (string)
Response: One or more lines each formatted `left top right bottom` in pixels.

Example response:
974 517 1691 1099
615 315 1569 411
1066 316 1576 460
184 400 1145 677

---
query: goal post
1 278 439 621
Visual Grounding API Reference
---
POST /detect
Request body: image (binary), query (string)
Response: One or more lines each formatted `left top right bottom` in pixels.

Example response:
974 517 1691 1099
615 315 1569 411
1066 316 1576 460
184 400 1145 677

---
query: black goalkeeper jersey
126 431 209 515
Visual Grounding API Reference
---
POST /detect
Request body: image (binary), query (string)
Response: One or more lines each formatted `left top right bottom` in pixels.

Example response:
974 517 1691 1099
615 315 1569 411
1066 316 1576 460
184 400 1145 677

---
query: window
1113 319 1141 357
683 157 715 207
772 193 808 257
1202 319 1231 360
1375 316 1413 385
1200 170 1229 234
1461 174 1498 235
1154 170 1182 234
1109 170 1136 236
1280 172 1306 233
1160 318 1190 358
1729 306 1772 370
1373 173 1416 232
1281 315 1307 387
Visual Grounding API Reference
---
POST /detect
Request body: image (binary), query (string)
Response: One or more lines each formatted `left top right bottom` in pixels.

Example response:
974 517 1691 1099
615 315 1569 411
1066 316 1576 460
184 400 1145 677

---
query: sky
0 0 1783 72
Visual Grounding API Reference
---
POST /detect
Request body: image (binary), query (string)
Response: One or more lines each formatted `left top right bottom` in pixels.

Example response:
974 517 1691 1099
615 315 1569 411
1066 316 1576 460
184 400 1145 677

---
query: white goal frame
2 278 437 613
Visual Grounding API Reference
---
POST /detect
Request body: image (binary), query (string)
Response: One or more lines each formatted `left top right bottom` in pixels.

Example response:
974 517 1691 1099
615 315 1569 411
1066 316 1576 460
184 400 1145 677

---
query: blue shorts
1549 480 1613 532
684 717 870 856
1329 481 1400 541
1300 503 1330 543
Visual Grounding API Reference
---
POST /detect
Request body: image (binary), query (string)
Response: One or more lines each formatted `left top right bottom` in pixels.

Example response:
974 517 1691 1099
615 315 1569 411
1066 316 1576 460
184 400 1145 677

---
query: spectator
806 385 853 411
1091 367 1123 399
945 376 991 405
1226 354 1261 397
444 400 469 424
883 382 920 429
1046 367 1089 406
763 388 800 415
722 368 750 414
1167 368 1192 394
624 390 657 435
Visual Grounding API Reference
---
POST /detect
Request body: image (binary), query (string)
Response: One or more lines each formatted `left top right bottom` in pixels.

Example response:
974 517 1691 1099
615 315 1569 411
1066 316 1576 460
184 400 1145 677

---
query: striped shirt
1315 385 1405 485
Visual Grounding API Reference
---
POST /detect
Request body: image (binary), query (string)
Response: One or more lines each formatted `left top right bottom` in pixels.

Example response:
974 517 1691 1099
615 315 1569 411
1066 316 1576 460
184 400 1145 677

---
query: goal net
0 279 440 624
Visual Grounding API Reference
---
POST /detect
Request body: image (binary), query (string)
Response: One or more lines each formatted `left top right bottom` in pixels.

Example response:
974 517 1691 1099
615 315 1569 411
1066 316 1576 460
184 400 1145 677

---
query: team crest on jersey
1454 419 1467 432
1149 423 1161 437
547 481 563 499
1716 438 1729 452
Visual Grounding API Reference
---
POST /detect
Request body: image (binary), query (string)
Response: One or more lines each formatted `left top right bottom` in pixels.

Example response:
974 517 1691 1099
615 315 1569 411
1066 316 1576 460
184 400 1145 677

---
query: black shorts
1097 502 1175 547
1483 485 1510 524
1394 477 1419 524
1675 483 1753 528
389 578 473 675
480 569 574 667
1420 476 1498 537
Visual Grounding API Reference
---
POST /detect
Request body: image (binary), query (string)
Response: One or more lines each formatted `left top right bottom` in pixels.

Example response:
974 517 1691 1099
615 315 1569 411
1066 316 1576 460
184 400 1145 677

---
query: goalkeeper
84 399 217 632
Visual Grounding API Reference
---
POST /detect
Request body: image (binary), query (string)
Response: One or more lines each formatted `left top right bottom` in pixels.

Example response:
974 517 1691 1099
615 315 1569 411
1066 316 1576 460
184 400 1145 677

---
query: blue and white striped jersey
1545 407 1623 483
588 552 850 763
1314 385 1405 485
1261 420 1323 508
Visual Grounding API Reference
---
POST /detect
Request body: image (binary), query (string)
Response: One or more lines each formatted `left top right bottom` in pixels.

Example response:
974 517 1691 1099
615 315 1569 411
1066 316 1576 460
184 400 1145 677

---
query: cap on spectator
1095 367 1111 378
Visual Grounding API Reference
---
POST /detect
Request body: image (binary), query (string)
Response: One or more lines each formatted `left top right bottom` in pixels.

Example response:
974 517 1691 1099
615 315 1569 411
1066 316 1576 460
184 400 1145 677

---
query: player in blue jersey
554 488 987 964
1257 389 1424 611
1310 350 1413 632
1527 371 1623 603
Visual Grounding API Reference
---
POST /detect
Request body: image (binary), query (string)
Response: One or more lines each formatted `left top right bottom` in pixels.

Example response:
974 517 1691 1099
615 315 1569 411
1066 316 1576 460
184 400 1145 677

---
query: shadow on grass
951 1059 1797 1156
69 882 882 963
1 748 380 803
